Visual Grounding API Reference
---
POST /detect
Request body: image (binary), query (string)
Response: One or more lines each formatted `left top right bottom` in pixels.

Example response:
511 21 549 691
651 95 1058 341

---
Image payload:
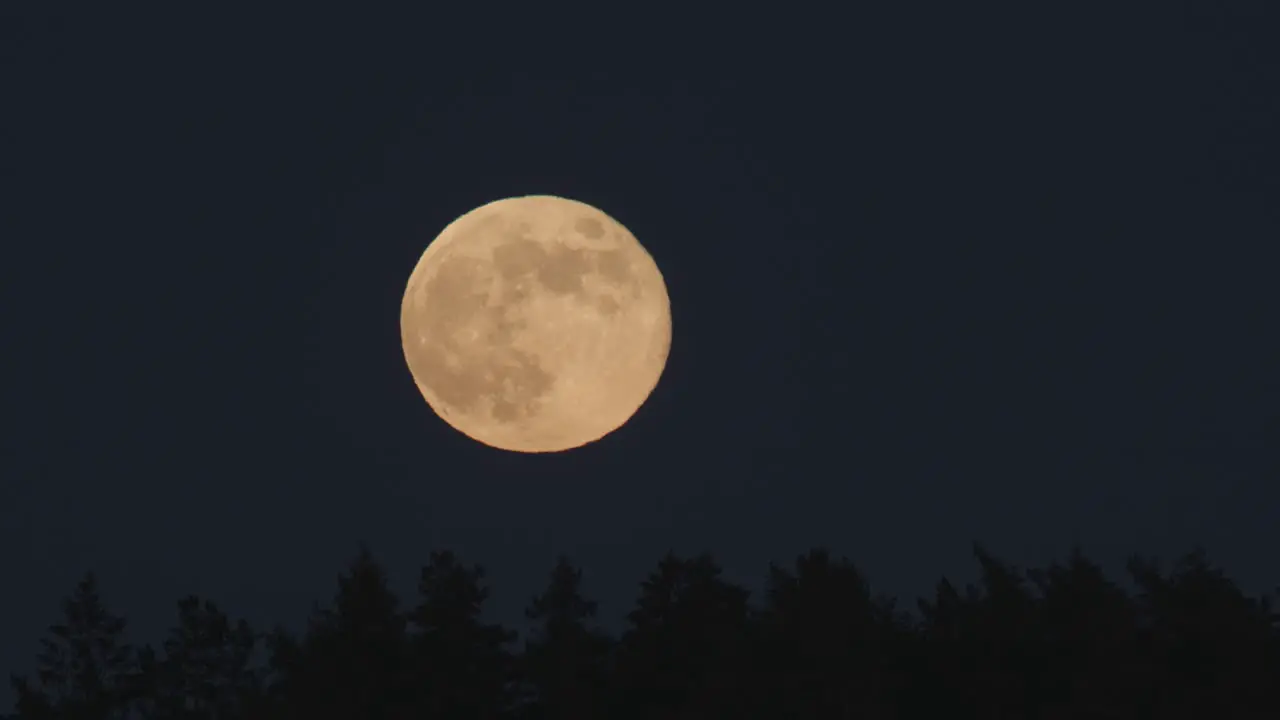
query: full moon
400 195 672 453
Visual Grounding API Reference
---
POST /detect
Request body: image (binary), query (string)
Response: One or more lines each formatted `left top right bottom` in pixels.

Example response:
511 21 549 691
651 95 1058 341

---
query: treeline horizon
8 544 1279 719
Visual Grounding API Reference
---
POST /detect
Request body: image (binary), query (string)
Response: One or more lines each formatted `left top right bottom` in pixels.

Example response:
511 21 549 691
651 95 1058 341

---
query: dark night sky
2 5 1277 693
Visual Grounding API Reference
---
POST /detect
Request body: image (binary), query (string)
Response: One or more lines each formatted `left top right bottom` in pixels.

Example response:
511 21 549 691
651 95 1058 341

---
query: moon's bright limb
400 195 671 453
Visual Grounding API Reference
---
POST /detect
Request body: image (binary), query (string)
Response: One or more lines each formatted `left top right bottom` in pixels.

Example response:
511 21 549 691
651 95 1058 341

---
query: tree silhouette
755 548 908 719
139 596 259 720
10 573 139 720
8 543 1280 719
518 556 612 720
611 551 752 719
913 574 976 717
265 546 411 720
1129 549 1279 719
409 550 515 719
966 544 1041 718
1026 547 1144 718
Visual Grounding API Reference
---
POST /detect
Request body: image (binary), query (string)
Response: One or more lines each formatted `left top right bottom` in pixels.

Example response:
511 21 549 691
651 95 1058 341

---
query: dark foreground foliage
8 545 1279 719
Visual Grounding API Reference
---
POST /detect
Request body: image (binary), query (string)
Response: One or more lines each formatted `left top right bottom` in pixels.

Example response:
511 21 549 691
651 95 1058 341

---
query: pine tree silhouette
1027 547 1142 717
612 552 752 719
10 573 139 720
410 550 515 719
1129 548 1279 719
519 556 612 720
756 548 907 718
8 543 1280 719
139 595 259 720
266 546 412 720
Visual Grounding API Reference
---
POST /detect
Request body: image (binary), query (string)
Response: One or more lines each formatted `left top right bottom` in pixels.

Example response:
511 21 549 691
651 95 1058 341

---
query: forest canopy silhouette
7 544 1279 719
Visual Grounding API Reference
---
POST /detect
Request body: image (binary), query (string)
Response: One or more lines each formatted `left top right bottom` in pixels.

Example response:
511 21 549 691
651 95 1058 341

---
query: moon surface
400 195 671 453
